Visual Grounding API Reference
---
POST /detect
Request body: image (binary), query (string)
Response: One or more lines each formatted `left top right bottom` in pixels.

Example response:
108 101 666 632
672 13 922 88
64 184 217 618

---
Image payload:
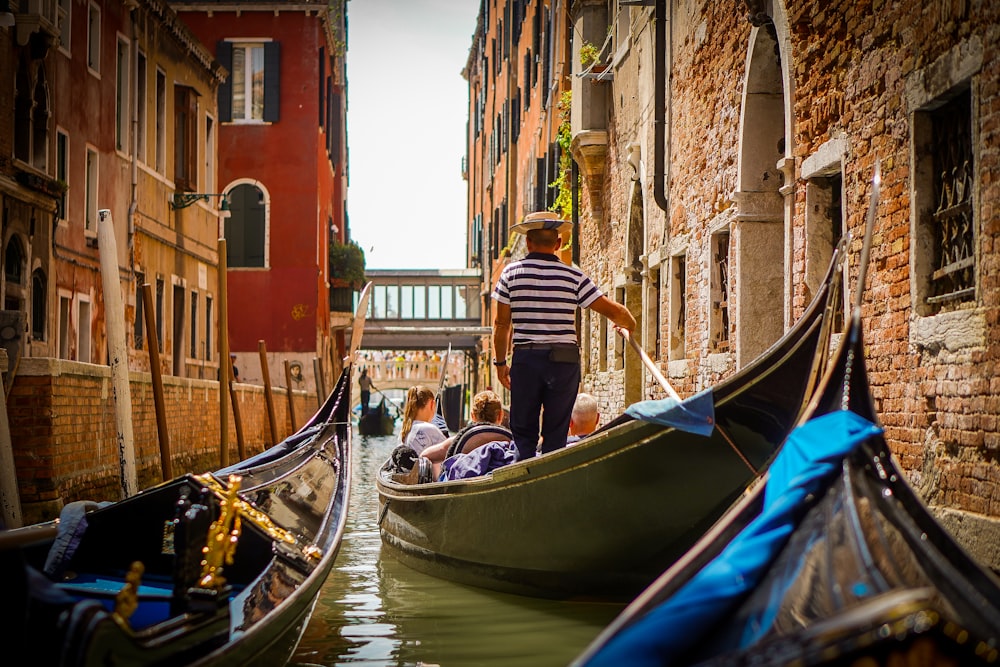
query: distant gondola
358 397 396 436
374 240 849 600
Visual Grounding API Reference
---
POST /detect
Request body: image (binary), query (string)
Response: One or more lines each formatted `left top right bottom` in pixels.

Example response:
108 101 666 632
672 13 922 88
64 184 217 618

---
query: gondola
374 241 848 600
0 367 352 666
358 397 396 437
575 165 1000 666
1 284 372 666
575 306 1000 665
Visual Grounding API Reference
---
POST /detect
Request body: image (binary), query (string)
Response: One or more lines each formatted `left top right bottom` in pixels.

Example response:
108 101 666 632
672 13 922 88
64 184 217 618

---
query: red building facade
173 0 349 393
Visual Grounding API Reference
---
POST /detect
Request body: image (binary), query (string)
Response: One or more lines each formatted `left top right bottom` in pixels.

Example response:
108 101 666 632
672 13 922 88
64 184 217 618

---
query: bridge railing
355 355 465 386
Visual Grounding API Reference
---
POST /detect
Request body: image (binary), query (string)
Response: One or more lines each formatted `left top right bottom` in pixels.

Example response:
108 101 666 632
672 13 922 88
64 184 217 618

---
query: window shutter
264 41 280 122
217 41 232 122
330 91 341 165
318 46 325 127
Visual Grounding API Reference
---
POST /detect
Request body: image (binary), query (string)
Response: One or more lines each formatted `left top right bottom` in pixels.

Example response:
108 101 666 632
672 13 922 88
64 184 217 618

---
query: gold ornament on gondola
113 561 145 628
198 474 243 590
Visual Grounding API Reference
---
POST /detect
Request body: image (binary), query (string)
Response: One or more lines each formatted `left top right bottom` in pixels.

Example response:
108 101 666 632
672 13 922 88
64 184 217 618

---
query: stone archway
733 17 787 368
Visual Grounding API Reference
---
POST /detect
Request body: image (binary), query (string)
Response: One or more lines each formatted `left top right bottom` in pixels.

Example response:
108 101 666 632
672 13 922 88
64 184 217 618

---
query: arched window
4 236 26 311
32 269 46 341
5 237 25 286
224 183 267 267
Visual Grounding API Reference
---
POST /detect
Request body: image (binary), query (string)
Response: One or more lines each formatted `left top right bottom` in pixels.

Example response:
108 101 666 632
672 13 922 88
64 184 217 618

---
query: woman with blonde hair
400 385 447 455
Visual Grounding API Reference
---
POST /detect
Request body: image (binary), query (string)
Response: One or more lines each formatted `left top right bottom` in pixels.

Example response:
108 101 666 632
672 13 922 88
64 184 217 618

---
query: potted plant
329 240 366 290
579 40 601 70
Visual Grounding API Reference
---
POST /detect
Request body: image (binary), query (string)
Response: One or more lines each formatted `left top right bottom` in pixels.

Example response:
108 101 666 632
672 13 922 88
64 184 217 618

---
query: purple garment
440 441 519 481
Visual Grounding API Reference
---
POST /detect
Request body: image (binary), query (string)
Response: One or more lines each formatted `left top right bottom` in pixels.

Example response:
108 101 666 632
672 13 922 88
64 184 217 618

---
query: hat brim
509 217 573 235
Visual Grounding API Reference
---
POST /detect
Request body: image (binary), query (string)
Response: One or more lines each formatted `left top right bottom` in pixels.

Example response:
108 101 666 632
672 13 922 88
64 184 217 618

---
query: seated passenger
567 393 600 444
420 390 510 465
400 385 447 455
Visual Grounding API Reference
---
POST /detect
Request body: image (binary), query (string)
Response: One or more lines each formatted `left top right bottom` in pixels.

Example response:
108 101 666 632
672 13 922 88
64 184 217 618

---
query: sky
346 0 480 270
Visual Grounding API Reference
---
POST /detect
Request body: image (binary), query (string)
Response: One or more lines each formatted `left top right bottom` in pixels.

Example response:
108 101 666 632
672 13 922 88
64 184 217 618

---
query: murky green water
290 427 624 667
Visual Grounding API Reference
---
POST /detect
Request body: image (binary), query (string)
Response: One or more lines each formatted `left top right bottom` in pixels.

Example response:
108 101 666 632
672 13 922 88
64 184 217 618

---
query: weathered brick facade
554 0 1000 565
8 357 314 525
466 0 1000 567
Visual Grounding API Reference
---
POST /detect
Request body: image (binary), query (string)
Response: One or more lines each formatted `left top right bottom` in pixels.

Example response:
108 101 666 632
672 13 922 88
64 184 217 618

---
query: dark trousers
360 390 370 414
509 347 580 460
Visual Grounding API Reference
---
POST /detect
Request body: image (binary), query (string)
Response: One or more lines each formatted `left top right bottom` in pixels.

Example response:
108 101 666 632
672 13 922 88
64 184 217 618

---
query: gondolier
492 212 636 459
358 367 374 414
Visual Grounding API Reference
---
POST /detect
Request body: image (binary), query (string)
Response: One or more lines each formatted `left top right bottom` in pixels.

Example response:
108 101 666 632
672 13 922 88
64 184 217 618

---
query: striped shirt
492 252 602 345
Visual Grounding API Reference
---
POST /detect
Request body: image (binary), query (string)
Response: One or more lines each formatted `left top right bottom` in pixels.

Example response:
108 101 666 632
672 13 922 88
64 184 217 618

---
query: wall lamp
171 192 230 213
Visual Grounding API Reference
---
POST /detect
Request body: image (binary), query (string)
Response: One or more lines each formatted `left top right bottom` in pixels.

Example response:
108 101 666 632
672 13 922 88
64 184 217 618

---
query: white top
405 421 448 455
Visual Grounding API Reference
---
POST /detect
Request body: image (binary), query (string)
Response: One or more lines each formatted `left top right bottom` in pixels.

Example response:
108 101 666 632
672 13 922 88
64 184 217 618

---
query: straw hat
509 211 573 236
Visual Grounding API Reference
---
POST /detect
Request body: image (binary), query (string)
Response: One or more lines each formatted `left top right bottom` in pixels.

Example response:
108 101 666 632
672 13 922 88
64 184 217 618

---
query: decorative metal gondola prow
348 281 374 364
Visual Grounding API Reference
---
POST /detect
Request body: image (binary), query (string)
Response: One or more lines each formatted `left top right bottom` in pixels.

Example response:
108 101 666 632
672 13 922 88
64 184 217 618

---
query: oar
619 329 757 473
371 385 402 418
620 328 680 401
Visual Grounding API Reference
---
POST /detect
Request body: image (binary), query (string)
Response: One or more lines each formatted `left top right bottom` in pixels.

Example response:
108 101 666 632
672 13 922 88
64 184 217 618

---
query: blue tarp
625 389 716 437
584 410 883 667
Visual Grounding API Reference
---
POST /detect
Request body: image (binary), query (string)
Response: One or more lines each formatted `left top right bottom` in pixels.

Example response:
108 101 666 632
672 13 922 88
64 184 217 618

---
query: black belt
514 342 578 350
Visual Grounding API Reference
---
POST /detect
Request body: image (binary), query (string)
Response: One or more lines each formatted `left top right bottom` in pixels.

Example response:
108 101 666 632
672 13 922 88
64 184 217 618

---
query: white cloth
405 421 447 455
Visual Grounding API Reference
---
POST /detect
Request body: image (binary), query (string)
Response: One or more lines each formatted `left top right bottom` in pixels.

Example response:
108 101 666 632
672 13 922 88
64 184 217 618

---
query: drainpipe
128 4 139 253
653 0 669 213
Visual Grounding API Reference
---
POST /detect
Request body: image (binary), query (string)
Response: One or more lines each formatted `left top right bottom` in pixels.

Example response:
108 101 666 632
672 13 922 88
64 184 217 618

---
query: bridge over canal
344 269 491 392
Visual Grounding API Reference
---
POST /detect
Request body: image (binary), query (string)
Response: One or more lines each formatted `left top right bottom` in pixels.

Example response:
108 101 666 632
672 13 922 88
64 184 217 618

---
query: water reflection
291 427 623 667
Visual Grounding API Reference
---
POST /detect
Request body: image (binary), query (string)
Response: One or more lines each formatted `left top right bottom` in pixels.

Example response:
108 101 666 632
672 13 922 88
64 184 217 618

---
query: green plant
329 240 366 289
548 90 575 220
579 41 601 68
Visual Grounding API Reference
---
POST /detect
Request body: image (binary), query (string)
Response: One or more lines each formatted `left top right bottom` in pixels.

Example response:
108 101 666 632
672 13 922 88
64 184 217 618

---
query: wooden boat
358 397 396 436
375 244 848 600
575 164 1000 665
574 305 1000 665
0 366 353 666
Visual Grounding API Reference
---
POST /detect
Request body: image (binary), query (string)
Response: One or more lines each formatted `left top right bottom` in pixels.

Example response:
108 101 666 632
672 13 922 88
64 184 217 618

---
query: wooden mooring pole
284 360 297 432
217 238 231 468
141 284 172 481
0 349 23 528
98 210 138 499
259 340 279 445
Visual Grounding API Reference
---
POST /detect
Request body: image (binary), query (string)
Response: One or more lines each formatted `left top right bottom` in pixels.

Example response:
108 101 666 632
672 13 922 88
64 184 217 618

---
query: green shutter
217 41 232 122
264 41 280 122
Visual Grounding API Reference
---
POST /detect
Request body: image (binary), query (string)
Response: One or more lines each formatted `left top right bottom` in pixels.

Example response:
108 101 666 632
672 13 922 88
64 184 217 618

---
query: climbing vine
548 90 574 221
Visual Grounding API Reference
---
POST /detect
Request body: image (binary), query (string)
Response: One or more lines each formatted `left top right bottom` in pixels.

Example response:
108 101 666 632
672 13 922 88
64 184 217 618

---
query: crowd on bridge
356 350 464 384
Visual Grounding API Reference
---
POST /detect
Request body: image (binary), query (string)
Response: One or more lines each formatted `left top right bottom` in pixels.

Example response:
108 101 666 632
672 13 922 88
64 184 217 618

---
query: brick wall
7 357 316 524
570 1 1000 565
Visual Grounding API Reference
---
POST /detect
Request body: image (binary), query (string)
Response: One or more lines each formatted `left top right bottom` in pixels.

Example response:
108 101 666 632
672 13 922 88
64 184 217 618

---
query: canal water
290 426 625 667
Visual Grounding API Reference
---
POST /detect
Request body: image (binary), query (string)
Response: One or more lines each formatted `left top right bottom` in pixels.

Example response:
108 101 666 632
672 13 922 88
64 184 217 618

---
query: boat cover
624 389 716 437
584 410 883 666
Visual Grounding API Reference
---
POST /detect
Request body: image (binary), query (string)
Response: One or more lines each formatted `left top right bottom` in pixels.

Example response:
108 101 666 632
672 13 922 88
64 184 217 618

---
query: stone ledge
932 506 1000 572
910 308 985 352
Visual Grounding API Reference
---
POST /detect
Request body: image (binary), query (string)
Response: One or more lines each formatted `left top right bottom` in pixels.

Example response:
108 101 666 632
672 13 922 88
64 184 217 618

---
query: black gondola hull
3 367 354 666
376 245 846 599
